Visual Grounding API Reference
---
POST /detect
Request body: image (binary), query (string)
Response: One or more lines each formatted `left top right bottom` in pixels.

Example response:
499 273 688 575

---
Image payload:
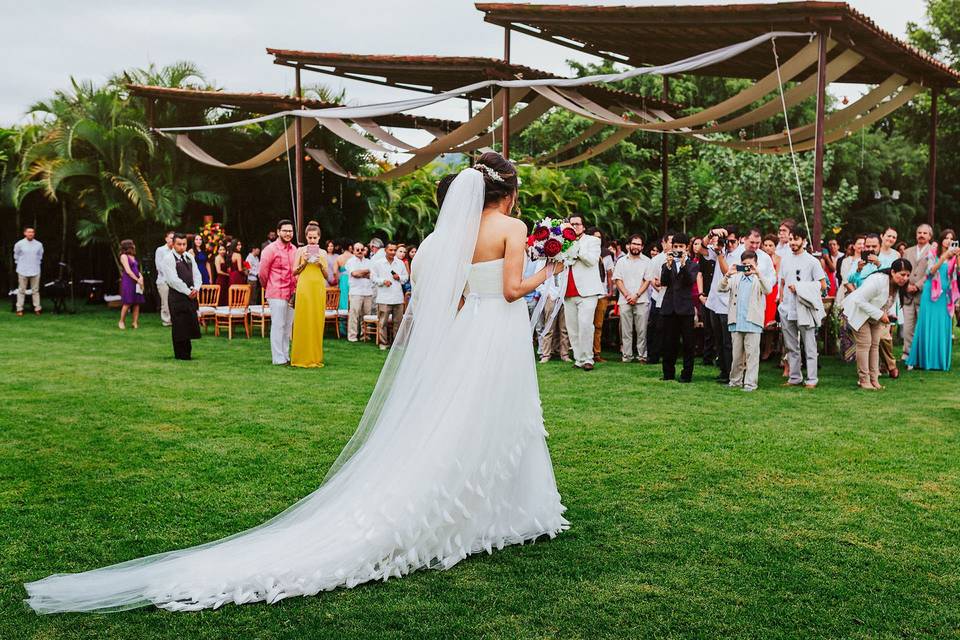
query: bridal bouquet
527 218 579 265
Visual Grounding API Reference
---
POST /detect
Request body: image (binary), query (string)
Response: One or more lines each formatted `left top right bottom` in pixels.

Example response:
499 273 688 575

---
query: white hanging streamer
772 37 812 242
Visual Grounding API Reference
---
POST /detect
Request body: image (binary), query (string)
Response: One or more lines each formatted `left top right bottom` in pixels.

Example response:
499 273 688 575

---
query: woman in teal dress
907 230 959 372
335 242 353 335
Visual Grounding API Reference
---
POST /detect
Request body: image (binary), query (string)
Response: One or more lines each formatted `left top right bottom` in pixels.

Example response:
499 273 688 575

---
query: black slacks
662 313 695 381
647 305 663 364
709 310 732 380
173 338 192 360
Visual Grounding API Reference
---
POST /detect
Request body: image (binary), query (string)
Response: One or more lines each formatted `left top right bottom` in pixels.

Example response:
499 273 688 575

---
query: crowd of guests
143 220 417 365
529 217 957 389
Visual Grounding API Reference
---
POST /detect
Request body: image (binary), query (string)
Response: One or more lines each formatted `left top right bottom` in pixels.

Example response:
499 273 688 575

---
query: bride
25 151 569 613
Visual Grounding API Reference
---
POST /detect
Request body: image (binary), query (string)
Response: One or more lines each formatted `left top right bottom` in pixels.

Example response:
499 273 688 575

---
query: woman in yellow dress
291 222 329 368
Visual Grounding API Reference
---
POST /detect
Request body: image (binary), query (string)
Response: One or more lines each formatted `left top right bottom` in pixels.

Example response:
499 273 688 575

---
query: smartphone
952 241 959 250
736 264 749 273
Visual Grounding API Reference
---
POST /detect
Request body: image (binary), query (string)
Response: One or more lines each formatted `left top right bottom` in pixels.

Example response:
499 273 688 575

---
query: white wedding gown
25 170 568 614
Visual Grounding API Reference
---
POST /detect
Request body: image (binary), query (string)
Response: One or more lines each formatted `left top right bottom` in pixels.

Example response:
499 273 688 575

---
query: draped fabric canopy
154 31 929 177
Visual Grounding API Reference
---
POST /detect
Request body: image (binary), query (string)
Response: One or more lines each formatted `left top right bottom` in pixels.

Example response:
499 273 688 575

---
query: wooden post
502 26 511 159
661 76 670 235
812 34 827 251
928 87 939 227
294 65 305 243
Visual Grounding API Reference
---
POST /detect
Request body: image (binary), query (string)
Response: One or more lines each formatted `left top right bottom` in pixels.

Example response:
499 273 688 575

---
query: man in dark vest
158 232 202 360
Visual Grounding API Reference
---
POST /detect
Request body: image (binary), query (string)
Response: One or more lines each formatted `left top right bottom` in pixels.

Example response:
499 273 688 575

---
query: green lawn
2 307 958 639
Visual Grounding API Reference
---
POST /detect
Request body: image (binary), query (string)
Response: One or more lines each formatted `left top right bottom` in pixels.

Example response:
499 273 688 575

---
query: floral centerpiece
199 220 225 255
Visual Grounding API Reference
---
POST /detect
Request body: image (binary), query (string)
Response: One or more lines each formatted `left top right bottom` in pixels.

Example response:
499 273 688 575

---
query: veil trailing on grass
24 169 485 613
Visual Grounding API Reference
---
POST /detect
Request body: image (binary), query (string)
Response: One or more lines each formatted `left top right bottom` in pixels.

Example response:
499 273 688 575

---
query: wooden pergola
127 84 462 239
266 50 683 235
475 1 960 246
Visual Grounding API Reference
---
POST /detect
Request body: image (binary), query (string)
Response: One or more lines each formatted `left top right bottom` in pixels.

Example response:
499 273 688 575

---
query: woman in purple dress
118 239 145 330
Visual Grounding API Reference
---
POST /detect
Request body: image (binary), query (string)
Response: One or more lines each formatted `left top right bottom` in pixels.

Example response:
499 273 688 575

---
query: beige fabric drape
530 85 637 126
690 49 865 135
638 37 831 132
450 95 553 153
353 119 423 151
756 83 922 154
716 74 907 151
167 118 316 170
305 147 357 178
550 127 637 167
317 117 396 154
535 122 607 162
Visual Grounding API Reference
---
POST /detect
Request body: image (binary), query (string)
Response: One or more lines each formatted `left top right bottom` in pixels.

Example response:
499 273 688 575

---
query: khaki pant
854 320 885 387
157 282 171 325
347 294 373 341
730 331 761 390
879 328 896 372
377 303 404 346
619 302 649 360
901 301 918 359
16 274 41 312
592 297 610 356
539 296 570 359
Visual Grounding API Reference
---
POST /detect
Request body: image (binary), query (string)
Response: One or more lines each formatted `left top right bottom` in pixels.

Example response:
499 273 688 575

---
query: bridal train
25 165 568 614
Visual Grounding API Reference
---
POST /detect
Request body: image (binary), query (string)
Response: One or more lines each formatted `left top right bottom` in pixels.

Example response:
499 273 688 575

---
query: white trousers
619 302 649 360
781 318 818 386
563 295 599 366
157 282 171 325
268 298 294 364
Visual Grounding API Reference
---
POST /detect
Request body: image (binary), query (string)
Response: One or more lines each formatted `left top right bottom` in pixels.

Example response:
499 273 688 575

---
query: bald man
900 223 933 362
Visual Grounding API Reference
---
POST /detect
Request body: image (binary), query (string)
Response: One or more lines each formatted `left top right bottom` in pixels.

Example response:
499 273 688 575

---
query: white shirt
705 244 775 315
612 254 650 306
159 250 202 296
346 256 374 296
372 257 409 305
13 238 43 277
245 252 260 280
155 244 173 285
644 252 669 308
779 250 826 321
775 242 792 261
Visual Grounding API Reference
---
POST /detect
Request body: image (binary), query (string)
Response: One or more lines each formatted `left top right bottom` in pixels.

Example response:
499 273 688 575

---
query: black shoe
715 377 729 384
583 363 595 371
679 377 692 383
661 376 675 381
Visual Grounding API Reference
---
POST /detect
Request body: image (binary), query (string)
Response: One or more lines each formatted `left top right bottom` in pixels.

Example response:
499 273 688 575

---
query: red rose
562 227 577 241
533 226 550 241
543 238 563 257
527 236 536 247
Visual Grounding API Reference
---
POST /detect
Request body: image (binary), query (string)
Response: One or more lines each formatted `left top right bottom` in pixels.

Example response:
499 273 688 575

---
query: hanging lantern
317 165 324 172
331 197 338 204
738 129 747 140
304 155 311 162
355 190 361 197
842 95 849 105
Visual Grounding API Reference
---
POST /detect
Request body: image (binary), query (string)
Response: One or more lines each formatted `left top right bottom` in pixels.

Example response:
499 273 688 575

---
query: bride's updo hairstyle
473 151 519 207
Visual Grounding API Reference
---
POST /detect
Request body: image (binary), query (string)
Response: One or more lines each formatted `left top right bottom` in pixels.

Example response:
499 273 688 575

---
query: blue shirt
728 276 763 334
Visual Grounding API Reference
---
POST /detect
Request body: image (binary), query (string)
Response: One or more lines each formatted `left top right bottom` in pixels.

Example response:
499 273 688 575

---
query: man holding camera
901 224 934 362
372 241 408 350
659 233 699 382
778 227 827 388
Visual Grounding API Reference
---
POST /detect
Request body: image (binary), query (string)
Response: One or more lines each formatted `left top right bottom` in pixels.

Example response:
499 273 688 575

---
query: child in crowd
717 250 770 391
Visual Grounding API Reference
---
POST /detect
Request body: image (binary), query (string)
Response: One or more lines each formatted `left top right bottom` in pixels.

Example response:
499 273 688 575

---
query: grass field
2 307 958 639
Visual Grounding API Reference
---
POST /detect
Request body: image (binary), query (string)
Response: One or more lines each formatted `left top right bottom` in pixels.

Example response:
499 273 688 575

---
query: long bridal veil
25 168 486 613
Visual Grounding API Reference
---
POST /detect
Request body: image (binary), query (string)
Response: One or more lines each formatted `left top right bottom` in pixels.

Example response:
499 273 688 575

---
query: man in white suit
562 215 604 370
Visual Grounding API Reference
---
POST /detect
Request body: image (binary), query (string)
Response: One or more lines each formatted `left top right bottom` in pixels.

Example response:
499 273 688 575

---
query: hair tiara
473 163 521 186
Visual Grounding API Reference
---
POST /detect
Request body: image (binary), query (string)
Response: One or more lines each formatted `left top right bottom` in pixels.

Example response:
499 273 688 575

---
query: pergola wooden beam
476 1 960 242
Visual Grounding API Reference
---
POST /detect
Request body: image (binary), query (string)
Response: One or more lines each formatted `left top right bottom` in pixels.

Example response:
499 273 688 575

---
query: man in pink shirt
259 220 298 364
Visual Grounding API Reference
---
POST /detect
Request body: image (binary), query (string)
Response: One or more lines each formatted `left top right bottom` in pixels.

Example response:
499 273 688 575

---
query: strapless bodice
465 259 504 297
